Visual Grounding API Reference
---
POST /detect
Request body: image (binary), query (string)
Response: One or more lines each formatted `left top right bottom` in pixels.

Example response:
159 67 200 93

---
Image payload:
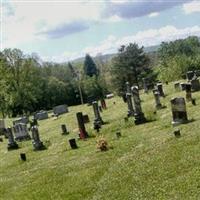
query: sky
1 0 200 63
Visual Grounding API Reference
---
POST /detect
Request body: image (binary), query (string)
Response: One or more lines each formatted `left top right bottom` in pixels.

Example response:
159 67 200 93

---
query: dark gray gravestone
92 101 104 130
156 83 165 97
185 83 192 102
153 91 163 109
7 128 19 150
53 105 68 115
186 71 195 80
131 86 146 125
69 139 78 149
191 79 200 92
76 112 88 139
31 126 45 151
34 111 48 120
180 83 186 91
171 97 188 126
126 93 134 117
13 123 31 141
61 124 69 135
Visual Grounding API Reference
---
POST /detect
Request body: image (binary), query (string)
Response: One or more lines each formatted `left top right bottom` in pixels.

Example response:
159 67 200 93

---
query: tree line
0 36 200 117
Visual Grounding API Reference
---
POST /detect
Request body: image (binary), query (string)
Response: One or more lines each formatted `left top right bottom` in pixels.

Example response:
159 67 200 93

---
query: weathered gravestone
69 138 78 149
13 123 31 141
131 86 146 125
174 82 180 91
92 101 104 130
61 124 69 135
190 79 200 91
13 116 29 125
153 90 163 109
100 99 107 109
34 111 48 120
0 119 6 135
7 128 19 150
76 112 88 139
53 105 68 115
186 71 195 81
171 97 188 125
180 83 186 91
31 126 45 150
126 92 134 117
185 83 192 101
156 83 165 97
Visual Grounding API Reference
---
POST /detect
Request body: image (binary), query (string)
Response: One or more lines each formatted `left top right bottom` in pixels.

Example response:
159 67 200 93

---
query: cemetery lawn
1 82 200 200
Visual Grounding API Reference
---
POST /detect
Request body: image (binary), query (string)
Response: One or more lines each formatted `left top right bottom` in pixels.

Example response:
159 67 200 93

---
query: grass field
1 82 200 200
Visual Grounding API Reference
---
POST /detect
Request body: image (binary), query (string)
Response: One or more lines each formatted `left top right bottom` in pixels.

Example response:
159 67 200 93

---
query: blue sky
1 0 200 62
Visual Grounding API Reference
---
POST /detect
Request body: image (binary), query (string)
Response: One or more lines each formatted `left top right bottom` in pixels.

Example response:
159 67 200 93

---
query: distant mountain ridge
72 44 160 64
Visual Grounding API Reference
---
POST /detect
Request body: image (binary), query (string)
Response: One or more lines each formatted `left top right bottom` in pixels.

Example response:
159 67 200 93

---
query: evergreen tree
83 54 98 77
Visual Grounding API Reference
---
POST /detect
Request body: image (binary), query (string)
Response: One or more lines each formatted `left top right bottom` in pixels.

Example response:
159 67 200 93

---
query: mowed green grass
1 82 200 200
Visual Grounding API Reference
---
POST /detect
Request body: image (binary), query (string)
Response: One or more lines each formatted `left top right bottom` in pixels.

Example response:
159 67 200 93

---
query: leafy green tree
83 54 98 77
111 43 150 95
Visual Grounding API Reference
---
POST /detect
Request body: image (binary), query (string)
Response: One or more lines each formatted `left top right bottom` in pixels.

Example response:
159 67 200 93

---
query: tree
111 43 150 95
83 54 98 77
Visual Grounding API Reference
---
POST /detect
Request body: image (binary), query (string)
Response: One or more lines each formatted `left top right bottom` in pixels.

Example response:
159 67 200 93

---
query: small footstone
192 99 196 106
116 132 121 139
20 153 26 161
174 129 181 138
69 139 78 149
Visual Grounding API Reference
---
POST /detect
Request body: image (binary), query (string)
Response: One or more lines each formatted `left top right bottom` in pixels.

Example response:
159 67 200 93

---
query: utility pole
76 71 84 105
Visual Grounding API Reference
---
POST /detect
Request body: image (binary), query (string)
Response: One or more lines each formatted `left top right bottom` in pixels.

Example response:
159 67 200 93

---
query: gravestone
92 101 104 130
76 112 88 139
13 116 29 125
156 83 165 97
61 124 69 135
31 126 45 150
186 71 195 80
7 128 19 150
0 119 6 135
13 123 31 141
69 139 78 149
53 105 68 115
20 153 26 161
174 82 180 91
100 99 107 109
180 83 186 91
126 93 134 117
106 93 114 99
153 91 163 109
191 79 200 91
185 83 192 101
131 86 146 125
171 97 188 125
34 111 48 120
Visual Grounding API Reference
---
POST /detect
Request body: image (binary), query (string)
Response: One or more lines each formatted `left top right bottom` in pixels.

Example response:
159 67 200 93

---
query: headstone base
7 142 19 150
33 141 46 151
134 113 147 125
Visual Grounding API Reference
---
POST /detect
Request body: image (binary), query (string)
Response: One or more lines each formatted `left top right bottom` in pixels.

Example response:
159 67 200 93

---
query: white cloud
79 25 200 60
2 1 105 48
183 1 200 14
148 12 159 18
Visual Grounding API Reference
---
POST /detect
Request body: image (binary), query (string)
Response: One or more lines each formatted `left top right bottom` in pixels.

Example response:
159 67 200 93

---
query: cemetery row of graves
0 70 199 154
